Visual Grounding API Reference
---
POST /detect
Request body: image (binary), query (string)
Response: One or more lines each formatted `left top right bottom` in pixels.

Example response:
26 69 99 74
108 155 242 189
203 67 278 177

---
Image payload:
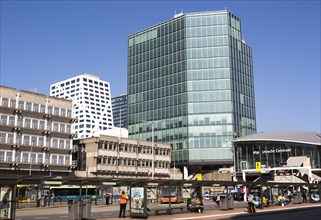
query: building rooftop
234 131 321 146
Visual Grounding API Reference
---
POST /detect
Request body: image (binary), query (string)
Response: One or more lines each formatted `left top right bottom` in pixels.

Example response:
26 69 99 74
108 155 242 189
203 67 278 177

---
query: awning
286 156 307 167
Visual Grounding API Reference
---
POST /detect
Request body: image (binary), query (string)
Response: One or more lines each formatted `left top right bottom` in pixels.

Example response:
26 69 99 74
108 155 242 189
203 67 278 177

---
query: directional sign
255 162 261 173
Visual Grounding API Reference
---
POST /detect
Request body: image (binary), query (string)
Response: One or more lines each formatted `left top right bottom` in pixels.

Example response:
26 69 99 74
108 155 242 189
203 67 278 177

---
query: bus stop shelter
1 173 320 219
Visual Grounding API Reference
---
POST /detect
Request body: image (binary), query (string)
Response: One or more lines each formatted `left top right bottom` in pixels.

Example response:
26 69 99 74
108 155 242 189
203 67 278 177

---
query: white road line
174 204 321 220
174 212 244 220
102 213 113 215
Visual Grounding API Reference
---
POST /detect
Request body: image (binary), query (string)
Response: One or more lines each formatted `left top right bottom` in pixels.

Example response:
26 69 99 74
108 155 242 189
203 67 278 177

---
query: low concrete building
73 135 171 179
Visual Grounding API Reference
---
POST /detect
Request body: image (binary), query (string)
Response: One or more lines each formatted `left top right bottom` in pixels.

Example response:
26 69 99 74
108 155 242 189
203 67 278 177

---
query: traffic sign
256 162 261 173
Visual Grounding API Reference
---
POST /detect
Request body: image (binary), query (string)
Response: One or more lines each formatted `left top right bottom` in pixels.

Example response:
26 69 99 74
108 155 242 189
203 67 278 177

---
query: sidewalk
95 203 321 220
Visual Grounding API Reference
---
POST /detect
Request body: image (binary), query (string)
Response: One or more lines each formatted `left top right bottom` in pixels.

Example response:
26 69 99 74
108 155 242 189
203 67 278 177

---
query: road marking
174 204 321 220
102 213 113 215
35 218 49 220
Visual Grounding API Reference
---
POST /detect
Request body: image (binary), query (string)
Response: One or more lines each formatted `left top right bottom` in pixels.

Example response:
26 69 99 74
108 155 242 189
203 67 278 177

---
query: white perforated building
50 73 114 139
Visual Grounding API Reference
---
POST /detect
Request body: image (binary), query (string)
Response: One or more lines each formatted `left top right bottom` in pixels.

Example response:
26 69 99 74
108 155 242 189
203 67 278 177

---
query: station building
233 131 321 182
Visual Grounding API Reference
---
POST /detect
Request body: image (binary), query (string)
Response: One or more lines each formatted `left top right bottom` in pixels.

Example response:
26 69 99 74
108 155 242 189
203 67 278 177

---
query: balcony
119 151 136 159
118 166 136 173
98 149 117 157
97 164 116 172
155 154 171 162
138 154 152 160
155 167 170 175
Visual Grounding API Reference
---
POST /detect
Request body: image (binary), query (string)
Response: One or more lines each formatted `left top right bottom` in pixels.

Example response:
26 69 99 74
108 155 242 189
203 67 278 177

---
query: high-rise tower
50 73 113 139
128 11 256 174
112 94 128 128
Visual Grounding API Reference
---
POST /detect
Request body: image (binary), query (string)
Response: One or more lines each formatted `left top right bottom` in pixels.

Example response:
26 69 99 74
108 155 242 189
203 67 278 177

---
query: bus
160 186 183 203
49 185 103 202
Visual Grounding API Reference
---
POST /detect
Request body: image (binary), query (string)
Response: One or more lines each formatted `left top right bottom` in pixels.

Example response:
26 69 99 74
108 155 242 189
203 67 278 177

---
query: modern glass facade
112 94 128 128
128 10 256 171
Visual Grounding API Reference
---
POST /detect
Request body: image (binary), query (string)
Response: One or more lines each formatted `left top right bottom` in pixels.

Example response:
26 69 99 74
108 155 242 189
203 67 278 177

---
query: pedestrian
216 195 221 207
105 193 110 205
119 191 128 218
195 197 204 213
247 194 256 213
302 190 307 203
287 189 292 204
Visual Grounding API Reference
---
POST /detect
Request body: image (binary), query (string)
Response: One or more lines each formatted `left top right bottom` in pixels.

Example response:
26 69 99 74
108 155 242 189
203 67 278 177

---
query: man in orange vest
119 191 128 218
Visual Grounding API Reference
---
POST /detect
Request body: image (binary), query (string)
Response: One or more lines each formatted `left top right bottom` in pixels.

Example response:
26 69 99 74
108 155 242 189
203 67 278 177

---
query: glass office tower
112 94 128 128
128 10 256 172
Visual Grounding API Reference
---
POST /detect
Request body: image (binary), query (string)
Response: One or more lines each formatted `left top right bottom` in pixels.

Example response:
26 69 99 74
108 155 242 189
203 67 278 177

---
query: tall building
127 10 256 174
50 73 113 139
0 86 74 175
112 94 128 128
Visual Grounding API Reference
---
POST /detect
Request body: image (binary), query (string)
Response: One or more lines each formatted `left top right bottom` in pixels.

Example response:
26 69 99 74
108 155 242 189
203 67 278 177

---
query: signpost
255 162 261 173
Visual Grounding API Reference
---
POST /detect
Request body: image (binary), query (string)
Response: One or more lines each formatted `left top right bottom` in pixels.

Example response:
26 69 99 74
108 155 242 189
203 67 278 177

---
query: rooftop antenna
174 9 184 18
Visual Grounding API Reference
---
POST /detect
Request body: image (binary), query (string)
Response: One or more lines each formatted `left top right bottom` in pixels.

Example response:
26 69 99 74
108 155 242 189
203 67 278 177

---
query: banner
0 186 13 219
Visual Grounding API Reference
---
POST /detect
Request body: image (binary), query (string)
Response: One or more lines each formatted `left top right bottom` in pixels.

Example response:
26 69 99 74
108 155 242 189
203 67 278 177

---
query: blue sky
1 0 320 133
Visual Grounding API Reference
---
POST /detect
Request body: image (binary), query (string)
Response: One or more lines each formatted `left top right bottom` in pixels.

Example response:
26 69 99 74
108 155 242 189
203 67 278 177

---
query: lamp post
142 119 156 179
151 121 154 179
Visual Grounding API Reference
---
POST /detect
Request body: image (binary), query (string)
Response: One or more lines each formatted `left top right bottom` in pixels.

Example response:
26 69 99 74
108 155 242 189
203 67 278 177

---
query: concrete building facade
73 135 171 179
0 86 75 175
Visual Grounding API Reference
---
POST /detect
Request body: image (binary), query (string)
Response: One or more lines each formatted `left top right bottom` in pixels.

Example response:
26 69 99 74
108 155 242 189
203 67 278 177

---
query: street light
151 121 154 179
141 119 156 179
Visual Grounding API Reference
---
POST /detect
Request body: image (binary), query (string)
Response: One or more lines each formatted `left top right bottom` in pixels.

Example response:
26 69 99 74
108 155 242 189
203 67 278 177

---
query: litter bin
227 194 234 210
40 196 47 207
292 193 301 204
82 199 92 220
220 194 228 210
68 200 78 220
186 198 192 211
